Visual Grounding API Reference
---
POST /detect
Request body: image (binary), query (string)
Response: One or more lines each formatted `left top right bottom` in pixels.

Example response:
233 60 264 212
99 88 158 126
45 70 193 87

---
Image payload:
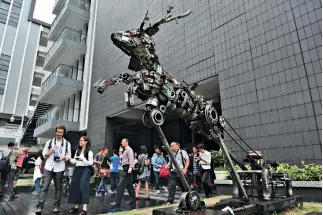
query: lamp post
10 114 24 147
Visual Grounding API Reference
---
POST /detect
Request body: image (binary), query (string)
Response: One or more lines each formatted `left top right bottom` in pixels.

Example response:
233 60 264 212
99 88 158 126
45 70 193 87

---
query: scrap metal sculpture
94 6 294 213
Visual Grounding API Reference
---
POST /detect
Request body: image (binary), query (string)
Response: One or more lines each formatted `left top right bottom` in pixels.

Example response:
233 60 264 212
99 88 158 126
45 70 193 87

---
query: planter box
214 171 228 180
214 180 322 202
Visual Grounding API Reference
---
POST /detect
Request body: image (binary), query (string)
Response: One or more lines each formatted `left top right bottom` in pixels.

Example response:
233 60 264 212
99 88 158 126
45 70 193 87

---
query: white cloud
33 0 56 24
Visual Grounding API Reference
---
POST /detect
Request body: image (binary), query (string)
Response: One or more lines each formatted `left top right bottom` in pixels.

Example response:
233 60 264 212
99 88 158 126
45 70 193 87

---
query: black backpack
0 151 12 173
75 149 95 177
136 155 146 175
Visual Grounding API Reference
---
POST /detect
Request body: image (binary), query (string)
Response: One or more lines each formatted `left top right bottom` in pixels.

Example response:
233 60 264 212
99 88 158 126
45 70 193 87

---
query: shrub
277 161 322 181
210 150 225 167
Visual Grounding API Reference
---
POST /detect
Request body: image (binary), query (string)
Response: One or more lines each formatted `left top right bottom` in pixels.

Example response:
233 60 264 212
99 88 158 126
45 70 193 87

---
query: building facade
0 0 52 149
29 0 95 150
89 0 322 165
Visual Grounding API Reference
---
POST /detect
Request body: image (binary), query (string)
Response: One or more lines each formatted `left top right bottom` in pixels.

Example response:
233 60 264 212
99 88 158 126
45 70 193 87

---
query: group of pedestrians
0 142 31 200
0 123 216 214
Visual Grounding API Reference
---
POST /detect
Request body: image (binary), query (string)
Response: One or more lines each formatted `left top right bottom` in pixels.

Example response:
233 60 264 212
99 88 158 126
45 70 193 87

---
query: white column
79 0 97 131
68 94 74 121
74 91 81 122
63 99 68 120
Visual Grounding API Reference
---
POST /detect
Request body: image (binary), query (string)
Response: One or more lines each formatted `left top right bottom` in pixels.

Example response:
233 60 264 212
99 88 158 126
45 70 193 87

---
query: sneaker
156 190 160 194
95 193 102 197
68 207 79 214
35 208 42 215
163 186 168 192
79 210 87 215
53 208 59 213
32 191 39 195
165 201 173 205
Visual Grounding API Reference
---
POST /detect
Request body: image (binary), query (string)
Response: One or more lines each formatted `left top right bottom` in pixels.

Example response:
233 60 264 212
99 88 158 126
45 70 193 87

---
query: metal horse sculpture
94 7 292 212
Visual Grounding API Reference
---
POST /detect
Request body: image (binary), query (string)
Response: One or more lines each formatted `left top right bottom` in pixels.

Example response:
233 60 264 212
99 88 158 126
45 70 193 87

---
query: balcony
34 106 80 138
39 64 83 106
49 0 90 41
43 28 87 71
52 0 66 15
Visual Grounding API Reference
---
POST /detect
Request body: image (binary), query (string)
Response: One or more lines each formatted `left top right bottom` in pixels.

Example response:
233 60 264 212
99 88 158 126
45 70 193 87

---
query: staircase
21 102 54 144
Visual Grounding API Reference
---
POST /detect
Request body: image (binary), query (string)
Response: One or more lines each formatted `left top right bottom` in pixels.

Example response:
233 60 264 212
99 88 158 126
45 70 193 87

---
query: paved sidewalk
0 186 165 215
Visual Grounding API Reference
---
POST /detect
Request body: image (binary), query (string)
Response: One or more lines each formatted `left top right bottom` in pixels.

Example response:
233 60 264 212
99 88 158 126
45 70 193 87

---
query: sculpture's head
110 30 137 56
110 6 191 57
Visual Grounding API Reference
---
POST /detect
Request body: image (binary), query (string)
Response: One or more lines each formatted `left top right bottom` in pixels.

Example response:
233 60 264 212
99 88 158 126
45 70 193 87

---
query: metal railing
50 0 90 38
41 64 84 92
45 27 87 64
36 106 80 128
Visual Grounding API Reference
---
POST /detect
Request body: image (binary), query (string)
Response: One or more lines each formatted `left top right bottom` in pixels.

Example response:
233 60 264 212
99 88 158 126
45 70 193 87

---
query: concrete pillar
68 95 74 121
104 118 114 156
74 91 81 122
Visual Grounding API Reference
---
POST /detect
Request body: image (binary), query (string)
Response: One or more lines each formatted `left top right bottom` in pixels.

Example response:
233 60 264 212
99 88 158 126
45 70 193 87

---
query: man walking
165 141 190 204
0 142 20 199
196 144 212 197
111 138 136 211
35 125 71 215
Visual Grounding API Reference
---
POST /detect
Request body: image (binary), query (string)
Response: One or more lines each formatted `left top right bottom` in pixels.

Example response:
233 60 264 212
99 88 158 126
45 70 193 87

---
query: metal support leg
209 131 249 202
155 126 191 192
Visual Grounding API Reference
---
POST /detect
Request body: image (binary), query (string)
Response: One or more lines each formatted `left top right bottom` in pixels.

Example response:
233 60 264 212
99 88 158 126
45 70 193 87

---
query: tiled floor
0 186 166 215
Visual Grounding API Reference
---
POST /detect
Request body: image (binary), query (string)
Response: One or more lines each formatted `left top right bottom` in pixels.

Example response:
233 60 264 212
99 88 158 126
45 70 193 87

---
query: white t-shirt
199 151 211 170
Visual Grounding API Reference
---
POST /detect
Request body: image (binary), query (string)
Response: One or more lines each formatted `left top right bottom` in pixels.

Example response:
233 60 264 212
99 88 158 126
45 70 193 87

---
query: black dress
68 150 93 205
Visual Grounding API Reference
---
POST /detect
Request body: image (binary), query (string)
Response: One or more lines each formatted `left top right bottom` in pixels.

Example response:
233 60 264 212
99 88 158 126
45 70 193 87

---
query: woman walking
68 136 94 215
96 147 110 196
135 146 151 200
29 149 44 195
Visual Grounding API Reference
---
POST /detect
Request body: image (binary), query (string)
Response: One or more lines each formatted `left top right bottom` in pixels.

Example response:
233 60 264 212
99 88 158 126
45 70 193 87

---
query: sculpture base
152 196 303 215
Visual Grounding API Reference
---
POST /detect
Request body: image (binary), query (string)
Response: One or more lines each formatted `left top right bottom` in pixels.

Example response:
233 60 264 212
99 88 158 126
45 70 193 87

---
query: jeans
201 169 212 196
35 178 41 193
153 170 159 189
97 177 107 194
37 170 64 209
110 172 118 191
0 169 14 197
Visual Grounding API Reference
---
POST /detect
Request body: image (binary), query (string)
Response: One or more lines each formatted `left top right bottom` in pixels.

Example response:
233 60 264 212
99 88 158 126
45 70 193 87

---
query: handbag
159 165 170 178
99 168 110 177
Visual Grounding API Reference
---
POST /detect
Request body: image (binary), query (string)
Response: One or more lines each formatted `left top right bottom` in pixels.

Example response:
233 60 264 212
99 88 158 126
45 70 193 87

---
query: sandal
146 196 150 200
136 196 142 200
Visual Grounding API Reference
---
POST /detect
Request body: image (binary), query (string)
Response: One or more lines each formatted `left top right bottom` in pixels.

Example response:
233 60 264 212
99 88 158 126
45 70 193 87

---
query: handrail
36 106 81 128
45 27 87 64
41 64 84 90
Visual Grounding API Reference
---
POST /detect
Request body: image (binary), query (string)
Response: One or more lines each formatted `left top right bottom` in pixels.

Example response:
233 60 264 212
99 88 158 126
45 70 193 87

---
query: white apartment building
0 0 55 150
29 0 96 149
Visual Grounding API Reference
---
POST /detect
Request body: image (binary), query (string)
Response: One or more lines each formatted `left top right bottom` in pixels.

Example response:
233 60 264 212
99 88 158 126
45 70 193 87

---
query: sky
33 0 56 24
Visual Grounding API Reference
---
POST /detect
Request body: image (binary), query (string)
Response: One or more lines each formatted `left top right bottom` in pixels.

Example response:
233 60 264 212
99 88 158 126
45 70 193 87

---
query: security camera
10 116 14 122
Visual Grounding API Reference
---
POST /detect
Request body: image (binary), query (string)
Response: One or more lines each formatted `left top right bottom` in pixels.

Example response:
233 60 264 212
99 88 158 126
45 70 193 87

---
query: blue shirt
110 155 120 172
152 153 166 172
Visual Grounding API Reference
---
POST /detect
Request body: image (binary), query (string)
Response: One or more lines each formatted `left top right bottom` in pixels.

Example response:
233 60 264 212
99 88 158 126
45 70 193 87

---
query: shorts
13 167 23 181
138 176 150 182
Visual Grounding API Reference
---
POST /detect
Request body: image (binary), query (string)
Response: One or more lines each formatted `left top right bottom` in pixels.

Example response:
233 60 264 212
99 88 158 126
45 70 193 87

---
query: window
0 54 10 95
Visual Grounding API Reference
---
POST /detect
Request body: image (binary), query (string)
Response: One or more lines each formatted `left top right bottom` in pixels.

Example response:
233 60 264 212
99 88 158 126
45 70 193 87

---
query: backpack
76 149 95 177
48 138 69 154
136 154 146 175
40 160 45 173
0 151 12 173
21 154 30 169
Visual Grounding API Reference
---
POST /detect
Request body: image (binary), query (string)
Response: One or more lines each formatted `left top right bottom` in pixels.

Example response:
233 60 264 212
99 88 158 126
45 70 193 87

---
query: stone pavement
0 186 166 215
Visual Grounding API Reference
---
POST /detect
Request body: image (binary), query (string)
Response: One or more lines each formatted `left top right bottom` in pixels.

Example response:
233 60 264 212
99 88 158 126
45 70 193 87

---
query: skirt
68 166 91 205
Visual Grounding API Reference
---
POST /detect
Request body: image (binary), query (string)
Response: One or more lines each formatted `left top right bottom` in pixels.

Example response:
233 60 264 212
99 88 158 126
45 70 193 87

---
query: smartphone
75 157 82 161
